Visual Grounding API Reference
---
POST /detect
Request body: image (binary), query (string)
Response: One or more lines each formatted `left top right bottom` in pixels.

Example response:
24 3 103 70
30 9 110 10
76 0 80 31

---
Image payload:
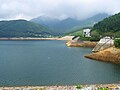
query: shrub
76 84 82 89
79 37 91 41
90 30 100 41
114 38 120 48
98 87 108 90
90 36 100 41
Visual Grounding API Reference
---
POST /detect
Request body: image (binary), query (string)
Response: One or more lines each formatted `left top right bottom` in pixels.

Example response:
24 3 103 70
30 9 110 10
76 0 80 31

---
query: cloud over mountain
0 0 120 20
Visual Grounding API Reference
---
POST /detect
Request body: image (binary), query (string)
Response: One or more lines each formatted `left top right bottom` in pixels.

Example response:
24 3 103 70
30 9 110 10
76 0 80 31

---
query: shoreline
0 36 74 41
0 37 62 41
0 37 67 41
0 84 120 90
85 47 120 64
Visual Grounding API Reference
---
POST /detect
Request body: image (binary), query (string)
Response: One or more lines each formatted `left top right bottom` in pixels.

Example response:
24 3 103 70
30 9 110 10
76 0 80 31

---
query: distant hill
0 20 55 38
52 18 80 33
92 12 120 38
30 16 60 27
31 13 109 33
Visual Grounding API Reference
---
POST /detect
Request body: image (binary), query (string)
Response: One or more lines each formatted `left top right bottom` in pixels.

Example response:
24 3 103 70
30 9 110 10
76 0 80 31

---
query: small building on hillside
83 29 91 37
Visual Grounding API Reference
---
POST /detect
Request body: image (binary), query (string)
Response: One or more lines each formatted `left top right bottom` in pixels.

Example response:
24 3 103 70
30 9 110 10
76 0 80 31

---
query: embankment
0 36 74 41
85 47 120 64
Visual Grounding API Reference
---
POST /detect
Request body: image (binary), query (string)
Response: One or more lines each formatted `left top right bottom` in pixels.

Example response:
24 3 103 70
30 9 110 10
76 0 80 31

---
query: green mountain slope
92 12 120 38
31 13 109 33
0 20 55 38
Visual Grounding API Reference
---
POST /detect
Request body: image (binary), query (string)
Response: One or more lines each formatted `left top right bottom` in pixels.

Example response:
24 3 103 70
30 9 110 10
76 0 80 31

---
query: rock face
85 47 120 64
92 36 114 52
66 41 97 47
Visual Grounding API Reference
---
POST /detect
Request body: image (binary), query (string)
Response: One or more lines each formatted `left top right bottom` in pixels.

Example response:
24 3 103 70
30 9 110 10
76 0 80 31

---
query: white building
83 29 91 37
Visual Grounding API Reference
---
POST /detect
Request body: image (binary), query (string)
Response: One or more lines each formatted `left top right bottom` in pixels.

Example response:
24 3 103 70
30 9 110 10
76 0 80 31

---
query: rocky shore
0 84 120 90
66 41 97 47
65 39 120 64
85 47 120 64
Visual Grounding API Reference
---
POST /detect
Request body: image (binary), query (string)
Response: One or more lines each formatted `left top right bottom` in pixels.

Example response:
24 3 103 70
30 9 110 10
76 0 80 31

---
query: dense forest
92 12 120 39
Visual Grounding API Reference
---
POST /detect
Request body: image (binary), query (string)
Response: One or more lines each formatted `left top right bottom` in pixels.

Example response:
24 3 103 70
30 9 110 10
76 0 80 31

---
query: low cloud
0 0 120 20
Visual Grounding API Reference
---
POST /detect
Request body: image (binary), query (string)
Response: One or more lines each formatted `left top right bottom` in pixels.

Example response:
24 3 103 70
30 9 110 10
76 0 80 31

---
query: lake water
0 40 120 86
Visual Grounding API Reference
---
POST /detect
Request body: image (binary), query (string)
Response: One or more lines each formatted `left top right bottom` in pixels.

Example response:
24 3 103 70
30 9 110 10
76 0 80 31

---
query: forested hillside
0 20 55 38
92 12 120 38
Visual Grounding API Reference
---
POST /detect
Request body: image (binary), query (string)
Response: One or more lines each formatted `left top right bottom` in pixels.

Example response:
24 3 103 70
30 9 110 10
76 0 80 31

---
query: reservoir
0 40 120 86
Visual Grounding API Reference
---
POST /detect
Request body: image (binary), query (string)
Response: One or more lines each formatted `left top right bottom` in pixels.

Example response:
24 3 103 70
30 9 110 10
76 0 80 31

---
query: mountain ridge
0 19 56 38
30 13 109 33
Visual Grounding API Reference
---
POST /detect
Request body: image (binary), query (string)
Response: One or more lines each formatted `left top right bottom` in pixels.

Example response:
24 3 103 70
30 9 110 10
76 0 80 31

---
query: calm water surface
0 40 120 86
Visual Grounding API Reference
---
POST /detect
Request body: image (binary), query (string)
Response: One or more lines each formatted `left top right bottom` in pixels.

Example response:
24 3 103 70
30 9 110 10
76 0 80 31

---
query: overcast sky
0 0 120 20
